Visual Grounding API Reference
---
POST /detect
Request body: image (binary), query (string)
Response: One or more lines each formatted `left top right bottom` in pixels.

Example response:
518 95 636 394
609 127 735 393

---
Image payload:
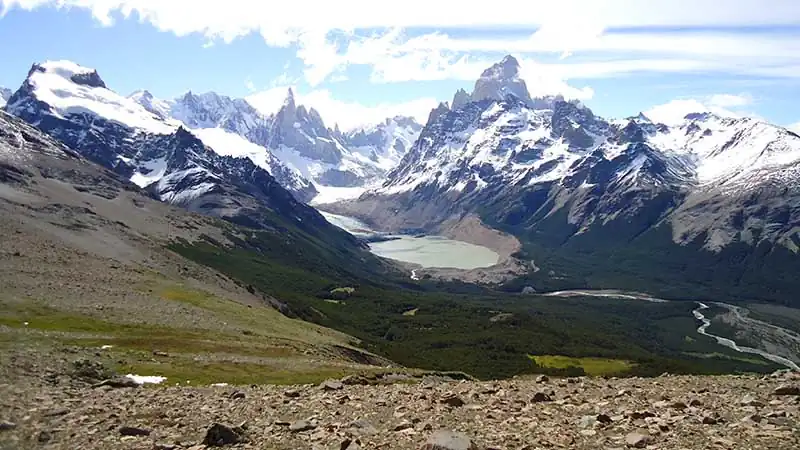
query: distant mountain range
334 55 800 304
1 61 422 206
4 56 800 303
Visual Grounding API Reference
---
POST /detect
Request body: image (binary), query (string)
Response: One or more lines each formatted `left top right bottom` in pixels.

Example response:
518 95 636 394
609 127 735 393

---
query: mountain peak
471 55 530 104
284 88 296 107
129 89 153 101
31 60 107 89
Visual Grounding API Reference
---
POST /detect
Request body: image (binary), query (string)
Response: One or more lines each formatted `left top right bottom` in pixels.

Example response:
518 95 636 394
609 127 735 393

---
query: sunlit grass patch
529 354 635 376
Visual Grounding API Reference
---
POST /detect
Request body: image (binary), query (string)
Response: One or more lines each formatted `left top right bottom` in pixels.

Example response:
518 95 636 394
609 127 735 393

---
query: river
543 289 799 371
320 211 499 270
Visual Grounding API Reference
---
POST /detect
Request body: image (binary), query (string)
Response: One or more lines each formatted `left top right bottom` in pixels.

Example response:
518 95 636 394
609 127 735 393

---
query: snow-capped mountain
2 60 331 231
262 89 395 192
0 87 11 108
127 86 416 203
128 89 317 201
339 56 800 258
343 116 423 172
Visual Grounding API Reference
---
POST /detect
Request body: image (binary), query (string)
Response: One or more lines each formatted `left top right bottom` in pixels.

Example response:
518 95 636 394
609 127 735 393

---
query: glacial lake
320 212 500 270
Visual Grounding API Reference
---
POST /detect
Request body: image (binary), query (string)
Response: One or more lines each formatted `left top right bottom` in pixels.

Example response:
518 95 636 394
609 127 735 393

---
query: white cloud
246 86 438 131
244 78 256 93
644 94 756 125
707 93 753 108
4 0 800 86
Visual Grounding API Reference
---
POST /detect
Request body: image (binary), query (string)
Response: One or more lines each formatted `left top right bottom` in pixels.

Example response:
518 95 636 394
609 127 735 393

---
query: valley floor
2 364 799 450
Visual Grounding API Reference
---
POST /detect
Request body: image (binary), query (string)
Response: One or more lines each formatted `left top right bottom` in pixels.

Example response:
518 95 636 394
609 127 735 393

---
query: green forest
169 213 784 380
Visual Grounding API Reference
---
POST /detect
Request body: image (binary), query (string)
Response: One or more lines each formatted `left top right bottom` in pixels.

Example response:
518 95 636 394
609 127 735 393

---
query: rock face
470 55 531 104
268 89 342 165
338 55 800 304
2 371 799 449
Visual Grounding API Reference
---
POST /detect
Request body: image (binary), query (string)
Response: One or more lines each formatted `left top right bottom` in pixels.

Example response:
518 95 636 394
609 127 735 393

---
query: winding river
545 290 800 371
693 302 800 371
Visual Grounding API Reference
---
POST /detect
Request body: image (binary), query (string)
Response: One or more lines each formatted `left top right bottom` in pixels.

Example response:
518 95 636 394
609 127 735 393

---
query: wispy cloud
4 0 800 91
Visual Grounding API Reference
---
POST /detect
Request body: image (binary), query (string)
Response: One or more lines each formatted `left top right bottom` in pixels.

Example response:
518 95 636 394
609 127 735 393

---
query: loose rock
625 432 652 448
773 385 800 396
422 430 478 450
119 426 151 437
202 423 247 446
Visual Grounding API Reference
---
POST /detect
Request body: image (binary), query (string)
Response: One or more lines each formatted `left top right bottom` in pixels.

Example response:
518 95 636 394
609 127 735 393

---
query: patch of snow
27 61 178 134
100 345 114 350
210 383 229 387
130 157 167 188
311 185 367 205
125 374 166 385
191 127 275 174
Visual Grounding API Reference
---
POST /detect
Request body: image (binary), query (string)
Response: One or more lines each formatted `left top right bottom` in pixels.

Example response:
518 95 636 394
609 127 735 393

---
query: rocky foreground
2 370 799 450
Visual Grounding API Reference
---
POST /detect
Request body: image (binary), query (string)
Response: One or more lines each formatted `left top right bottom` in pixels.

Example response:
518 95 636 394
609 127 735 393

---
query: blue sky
1 0 800 130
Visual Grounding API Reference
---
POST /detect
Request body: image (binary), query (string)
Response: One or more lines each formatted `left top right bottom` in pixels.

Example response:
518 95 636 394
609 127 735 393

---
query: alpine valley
2 54 800 388
331 55 800 307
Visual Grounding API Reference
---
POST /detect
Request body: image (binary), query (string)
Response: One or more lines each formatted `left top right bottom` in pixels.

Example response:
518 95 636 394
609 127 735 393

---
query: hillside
0 109 399 393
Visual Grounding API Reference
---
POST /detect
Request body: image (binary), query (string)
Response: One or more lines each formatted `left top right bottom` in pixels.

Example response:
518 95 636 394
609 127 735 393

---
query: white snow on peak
190 127 276 174
24 60 177 134
127 89 172 119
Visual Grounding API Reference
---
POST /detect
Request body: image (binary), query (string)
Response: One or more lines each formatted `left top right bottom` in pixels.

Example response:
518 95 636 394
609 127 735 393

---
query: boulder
422 430 478 450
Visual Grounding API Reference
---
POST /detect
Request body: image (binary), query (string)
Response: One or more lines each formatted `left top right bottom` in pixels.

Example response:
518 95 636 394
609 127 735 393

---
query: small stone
702 414 719 425
394 420 414 432
0 421 15 431
320 380 344 391
741 394 764 407
422 430 478 450
536 375 549 383
597 414 613 424
742 414 763 423
531 392 552 403
441 395 466 408
119 426 151 437
153 351 169 357
340 439 361 450
578 416 596 429
671 401 687 409
289 420 317 432
284 389 301 398
154 444 178 450
629 411 655 420
92 377 140 389
689 398 703 407
625 432 652 448
202 423 247 446
37 430 52 443
44 408 69 417
229 391 246 400
350 419 378 435
772 385 800 396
